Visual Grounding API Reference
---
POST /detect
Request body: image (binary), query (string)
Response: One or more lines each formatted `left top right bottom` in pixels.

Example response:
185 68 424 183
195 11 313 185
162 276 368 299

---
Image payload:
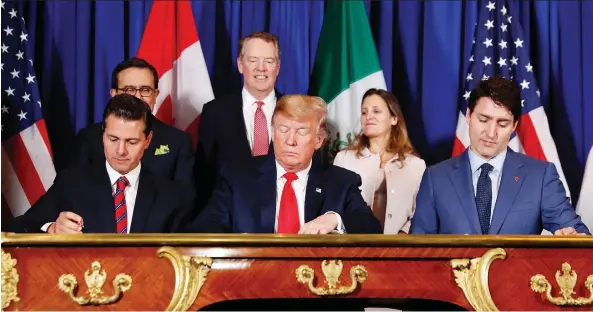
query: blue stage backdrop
13 0 593 204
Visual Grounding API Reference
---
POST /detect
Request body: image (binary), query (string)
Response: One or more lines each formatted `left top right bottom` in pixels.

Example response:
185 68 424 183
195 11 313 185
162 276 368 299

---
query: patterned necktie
277 172 300 233
475 163 494 234
114 176 130 234
252 101 269 156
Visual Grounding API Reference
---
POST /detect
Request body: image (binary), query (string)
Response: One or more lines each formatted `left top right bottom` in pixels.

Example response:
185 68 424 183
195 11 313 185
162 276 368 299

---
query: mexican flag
309 0 386 154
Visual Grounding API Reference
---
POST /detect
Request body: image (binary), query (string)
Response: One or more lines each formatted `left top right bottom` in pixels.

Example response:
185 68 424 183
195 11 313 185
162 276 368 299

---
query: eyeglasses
117 87 156 97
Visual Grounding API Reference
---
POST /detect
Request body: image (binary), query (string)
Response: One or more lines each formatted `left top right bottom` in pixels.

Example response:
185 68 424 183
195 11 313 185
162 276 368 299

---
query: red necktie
252 101 269 156
277 172 300 233
114 176 129 234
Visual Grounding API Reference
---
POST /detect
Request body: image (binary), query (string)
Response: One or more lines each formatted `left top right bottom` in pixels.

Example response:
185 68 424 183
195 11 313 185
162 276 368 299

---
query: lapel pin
316 188 322 193
514 176 519 182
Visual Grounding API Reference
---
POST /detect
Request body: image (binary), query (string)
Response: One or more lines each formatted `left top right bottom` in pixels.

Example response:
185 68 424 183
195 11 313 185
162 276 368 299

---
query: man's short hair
238 31 281 59
468 75 522 122
111 57 159 90
272 95 327 139
102 94 152 137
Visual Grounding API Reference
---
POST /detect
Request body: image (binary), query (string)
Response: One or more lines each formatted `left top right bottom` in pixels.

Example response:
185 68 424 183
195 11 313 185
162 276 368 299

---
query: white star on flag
520 80 530 90
25 73 35 84
17 110 27 120
22 92 31 102
5 86 14 96
482 56 491 66
510 56 519 66
3 25 13 36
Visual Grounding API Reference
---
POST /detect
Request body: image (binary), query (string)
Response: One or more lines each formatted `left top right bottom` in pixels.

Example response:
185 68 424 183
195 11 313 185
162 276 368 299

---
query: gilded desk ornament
57 261 132 305
530 262 593 306
450 248 506 311
1 250 20 310
295 260 368 296
157 246 213 311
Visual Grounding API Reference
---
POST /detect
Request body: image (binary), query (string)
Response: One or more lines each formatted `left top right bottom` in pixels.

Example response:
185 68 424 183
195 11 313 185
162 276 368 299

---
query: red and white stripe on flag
452 106 572 199
136 0 215 148
576 144 593 229
1 120 56 217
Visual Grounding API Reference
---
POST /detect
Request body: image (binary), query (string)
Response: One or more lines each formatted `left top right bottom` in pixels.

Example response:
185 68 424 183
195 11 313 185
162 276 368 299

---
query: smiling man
185 95 381 234
410 76 589 235
193 32 284 212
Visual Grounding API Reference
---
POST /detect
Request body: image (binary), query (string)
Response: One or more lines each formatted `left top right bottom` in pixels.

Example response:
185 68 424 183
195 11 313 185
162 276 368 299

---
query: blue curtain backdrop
15 0 593 203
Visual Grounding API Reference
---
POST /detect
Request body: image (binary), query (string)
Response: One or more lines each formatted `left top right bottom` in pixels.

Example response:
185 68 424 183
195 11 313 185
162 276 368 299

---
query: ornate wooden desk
2 233 592 311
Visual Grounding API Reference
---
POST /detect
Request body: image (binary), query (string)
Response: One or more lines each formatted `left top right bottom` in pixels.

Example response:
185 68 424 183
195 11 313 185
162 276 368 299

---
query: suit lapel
489 150 526 234
304 161 324 222
91 166 118 233
233 94 255 160
449 151 482 234
257 155 278 233
129 168 157 233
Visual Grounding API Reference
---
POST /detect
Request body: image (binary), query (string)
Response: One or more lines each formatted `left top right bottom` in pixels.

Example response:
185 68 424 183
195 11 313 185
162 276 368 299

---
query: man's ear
144 131 153 149
110 89 117 97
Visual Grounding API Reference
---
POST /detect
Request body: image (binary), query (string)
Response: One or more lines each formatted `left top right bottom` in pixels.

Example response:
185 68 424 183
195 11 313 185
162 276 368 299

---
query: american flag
452 0 571 199
1 0 56 217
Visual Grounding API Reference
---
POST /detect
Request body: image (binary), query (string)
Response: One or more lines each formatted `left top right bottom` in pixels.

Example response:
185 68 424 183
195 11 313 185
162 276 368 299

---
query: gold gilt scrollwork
2 250 20 309
530 262 593 306
57 261 132 305
295 260 368 296
450 248 506 311
157 246 212 311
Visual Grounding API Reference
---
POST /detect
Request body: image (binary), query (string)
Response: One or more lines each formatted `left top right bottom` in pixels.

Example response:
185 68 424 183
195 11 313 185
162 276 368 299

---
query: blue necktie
476 163 494 234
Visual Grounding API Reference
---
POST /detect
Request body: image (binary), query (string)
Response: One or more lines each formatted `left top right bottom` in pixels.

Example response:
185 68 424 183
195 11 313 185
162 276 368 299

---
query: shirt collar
468 147 506 174
105 161 142 188
275 160 312 182
242 87 276 108
360 147 399 162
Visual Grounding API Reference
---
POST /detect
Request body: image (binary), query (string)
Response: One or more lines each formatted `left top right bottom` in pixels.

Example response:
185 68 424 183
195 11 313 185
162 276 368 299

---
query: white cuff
324 211 346 234
41 222 54 233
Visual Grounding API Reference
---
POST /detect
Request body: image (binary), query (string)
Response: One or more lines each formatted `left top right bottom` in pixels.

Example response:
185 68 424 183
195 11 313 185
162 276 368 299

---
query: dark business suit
185 154 381 234
194 91 330 211
410 148 590 234
6 164 189 233
74 116 194 187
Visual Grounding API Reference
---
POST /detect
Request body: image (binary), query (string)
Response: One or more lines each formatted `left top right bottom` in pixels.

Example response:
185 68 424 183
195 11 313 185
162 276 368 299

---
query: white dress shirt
106 161 141 233
41 161 142 233
242 88 276 151
467 147 507 222
274 161 345 233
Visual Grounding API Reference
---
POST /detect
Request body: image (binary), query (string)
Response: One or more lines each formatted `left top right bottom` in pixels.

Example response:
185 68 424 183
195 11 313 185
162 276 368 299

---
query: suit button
390 189 395 194
387 170 392 174
388 214 392 219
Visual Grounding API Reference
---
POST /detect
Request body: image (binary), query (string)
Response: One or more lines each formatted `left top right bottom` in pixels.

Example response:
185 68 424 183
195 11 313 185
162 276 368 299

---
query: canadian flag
136 0 214 147
576 144 593 229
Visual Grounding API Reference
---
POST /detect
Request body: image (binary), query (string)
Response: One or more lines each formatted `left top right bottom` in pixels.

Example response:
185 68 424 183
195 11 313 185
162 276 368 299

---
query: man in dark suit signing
186 95 381 234
75 58 193 188
8 94 189 234
194 32 283 211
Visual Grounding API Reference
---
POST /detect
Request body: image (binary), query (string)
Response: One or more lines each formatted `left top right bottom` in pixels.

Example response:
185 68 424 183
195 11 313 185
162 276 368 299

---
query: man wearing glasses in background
74 58 194 189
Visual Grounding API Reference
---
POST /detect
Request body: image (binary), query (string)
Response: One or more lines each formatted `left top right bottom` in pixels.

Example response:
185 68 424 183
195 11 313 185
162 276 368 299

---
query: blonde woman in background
334 89 426 234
